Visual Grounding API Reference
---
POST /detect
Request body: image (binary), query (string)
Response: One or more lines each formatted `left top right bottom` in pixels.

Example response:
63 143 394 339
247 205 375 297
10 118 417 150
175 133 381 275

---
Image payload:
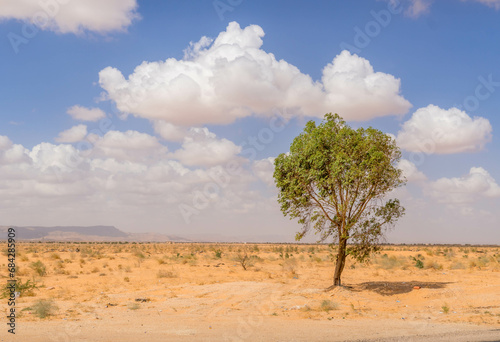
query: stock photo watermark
340 0 402 54
178 110 290 224
408 73 499 167
213 0 243 21
6 228 17 335
7 0 73 54
454 74 500 112
49 116 115 182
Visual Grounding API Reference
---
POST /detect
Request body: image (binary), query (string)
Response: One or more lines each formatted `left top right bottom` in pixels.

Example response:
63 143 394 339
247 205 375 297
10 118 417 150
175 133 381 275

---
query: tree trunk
333 238 348 286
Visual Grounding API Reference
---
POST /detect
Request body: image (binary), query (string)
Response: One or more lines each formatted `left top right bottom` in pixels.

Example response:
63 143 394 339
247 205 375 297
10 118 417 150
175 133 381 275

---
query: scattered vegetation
31 299 59 318
30 261 47 276
320 300 338 312
442 303 450 314
157 270 177 278
1 279 39 298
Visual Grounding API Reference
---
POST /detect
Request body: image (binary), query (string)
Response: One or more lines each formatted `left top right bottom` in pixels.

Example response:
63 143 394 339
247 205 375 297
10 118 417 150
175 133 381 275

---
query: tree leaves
274 113 406 263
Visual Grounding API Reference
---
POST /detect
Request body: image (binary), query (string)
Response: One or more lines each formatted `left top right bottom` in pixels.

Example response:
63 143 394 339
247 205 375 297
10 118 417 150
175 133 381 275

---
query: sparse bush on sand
32 299 58 318
30 261 47 276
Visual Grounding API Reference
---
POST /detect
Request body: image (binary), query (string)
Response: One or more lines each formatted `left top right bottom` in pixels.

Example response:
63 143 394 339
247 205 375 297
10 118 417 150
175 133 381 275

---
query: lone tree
273 114 406 287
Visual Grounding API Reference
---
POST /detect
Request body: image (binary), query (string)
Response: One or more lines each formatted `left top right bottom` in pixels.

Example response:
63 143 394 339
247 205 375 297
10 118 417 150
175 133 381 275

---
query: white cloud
397 105 492 154
321 51 411 120
0 0 139 34
391 0 431 17
407 0 432 16
252 157 276 187
55 124 87 143
92 130 167 163
429 167 500 204
0 135 30 165
0 132 279 233
67 105 106 122
463 0 500 9
99 22 411 126
153 121 188 142
391 0 500 18
397 159 427 182
170 127 241 167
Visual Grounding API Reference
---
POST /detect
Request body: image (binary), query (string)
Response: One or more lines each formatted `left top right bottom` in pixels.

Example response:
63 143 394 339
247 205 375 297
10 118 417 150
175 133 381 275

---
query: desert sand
2 243 500 341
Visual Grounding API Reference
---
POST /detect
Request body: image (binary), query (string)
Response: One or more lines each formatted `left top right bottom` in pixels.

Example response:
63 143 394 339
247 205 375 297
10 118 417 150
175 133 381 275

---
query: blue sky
0 0 499 243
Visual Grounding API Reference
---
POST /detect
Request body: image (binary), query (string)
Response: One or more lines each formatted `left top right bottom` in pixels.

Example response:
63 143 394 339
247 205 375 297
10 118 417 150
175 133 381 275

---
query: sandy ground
1 243 500 341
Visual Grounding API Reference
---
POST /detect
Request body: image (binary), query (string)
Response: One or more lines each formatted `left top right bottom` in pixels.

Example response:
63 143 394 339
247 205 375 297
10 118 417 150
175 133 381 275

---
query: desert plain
1 242 500 342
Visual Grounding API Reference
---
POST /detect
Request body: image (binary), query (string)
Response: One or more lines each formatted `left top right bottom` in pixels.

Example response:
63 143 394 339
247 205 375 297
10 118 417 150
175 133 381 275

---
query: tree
273 113 406 287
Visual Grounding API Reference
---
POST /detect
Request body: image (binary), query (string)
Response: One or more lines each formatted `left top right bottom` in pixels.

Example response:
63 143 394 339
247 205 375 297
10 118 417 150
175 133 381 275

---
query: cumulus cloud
0 130 278 232
0 0 139 34
153 121 188 142
252 157 276 187
99 22 411 126
0 135 30 165
397 159 427 182
91 130 167 163
170 127 241 167
55 124 87 143
67 105 106 122
429 167 500 204
391 0 500 18
397 105 492 154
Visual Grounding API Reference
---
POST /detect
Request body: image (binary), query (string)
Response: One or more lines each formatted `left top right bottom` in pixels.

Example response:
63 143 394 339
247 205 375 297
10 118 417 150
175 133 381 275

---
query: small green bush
157 270 177 278
32 299 58 318
1 279 38 298
320 300 338 312
441 303 450 314
30 261 47 276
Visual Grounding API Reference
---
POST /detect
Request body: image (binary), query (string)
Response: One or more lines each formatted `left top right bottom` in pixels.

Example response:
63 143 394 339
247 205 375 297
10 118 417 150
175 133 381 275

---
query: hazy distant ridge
0 225 189 242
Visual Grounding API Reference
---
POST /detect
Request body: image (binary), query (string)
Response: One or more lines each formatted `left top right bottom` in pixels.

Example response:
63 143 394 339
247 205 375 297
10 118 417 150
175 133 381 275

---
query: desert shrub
124 277 130 282
157 270 177 278
282 258 298 277
411 256 424 269
320 300 338 312
441 303 450 314
50 253 61 260
128 303 140 310
475 257 489 268
1 279 38 298
32 299 58 318
30 261 47 276
214 249 223 259
134 251 145 259
425 260 443 270
236 253 252 270
450 261 465 270
375 255 406 270
444 250 456 259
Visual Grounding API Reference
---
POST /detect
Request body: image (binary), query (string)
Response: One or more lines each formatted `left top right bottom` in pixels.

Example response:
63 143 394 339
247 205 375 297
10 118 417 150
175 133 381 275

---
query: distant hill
0 226 190 242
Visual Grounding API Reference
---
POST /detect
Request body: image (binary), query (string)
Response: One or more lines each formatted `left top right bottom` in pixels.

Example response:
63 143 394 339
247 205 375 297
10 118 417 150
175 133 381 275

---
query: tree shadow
351 281 452 296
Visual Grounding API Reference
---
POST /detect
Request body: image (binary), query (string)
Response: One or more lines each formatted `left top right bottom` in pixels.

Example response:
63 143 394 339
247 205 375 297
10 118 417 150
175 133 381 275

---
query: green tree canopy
273 113 406 286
